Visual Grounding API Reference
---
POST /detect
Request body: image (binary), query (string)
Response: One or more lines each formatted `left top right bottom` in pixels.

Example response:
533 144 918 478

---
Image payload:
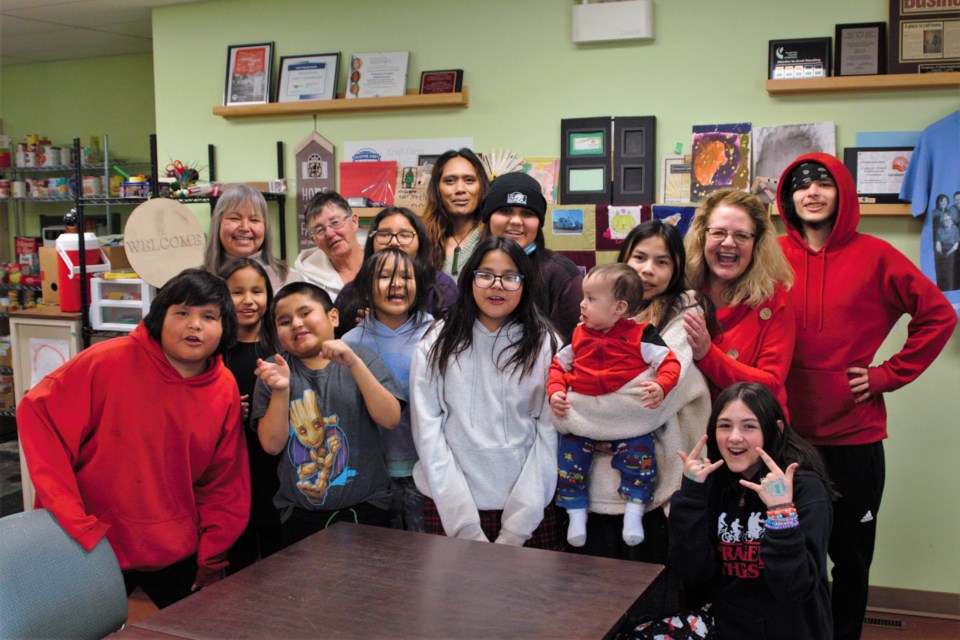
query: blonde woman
683 188 796 408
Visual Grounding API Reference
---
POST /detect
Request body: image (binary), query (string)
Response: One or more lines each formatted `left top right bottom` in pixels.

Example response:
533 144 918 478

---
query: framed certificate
768 37 831 79
224 42 274 106
347 51 409 99
843 147 914 204
835 23 887 76
889 0 960 73
277 53 340 102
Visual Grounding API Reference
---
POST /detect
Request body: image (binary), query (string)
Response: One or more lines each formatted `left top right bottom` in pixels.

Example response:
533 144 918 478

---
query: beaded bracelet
765 507 799 530
768 502 795 511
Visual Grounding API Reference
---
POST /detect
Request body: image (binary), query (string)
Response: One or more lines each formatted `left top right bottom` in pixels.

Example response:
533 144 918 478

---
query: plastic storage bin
90 277 154 332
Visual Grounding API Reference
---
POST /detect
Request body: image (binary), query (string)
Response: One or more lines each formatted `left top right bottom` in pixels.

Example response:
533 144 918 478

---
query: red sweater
17 324 250 585
548 318 681 398
777 153 956 446
696 286 795 412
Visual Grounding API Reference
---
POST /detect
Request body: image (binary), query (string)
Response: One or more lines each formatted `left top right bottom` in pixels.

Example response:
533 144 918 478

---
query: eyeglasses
473 271 524 291
309 215 352 239
705 227 755 244
372 230 417 246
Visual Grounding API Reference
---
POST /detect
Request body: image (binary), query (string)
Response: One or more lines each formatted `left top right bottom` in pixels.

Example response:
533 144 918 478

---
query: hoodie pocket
786 367 857 435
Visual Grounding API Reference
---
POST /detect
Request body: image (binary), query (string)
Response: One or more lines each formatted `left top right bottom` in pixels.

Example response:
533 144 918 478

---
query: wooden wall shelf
766 71 960 96
213 87 469 119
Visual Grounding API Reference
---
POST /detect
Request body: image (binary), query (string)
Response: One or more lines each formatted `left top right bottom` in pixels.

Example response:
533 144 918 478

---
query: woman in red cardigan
682 189 796 410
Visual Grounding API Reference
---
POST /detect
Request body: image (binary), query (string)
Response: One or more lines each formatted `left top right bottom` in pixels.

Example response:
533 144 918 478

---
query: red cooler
56 232 107 312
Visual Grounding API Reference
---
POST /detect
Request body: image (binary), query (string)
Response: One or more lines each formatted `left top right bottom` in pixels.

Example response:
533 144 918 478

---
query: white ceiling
0 0 205 66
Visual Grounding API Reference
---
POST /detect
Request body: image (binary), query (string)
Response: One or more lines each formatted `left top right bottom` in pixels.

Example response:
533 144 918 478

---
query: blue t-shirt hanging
900 110 960 318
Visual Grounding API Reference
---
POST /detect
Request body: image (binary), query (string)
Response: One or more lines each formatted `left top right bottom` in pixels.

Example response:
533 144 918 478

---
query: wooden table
117 523 663 639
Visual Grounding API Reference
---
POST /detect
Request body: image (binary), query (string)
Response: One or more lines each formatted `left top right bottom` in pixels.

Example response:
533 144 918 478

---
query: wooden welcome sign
123 199 206 287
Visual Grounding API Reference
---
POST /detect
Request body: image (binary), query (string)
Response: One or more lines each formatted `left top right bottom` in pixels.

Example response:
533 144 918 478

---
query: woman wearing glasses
482 172 583 341
334 207 459 336
410 236 564 549
683 188 796 407
293 191 365 301
204 184 304 292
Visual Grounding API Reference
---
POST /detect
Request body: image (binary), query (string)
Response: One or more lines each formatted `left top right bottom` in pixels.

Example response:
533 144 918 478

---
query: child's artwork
690 123 752 202
596 205 651 251
523 157 560 204
545 205 596 251
339 160 397 206
753 122 835 185
652 205 698 238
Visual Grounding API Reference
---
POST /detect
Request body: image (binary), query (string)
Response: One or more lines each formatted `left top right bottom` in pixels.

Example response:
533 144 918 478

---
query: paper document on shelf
29 338 70 388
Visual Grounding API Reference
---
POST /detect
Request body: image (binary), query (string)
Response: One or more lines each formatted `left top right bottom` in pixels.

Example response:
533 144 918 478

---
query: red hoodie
777 153 956 446
18 323 250 585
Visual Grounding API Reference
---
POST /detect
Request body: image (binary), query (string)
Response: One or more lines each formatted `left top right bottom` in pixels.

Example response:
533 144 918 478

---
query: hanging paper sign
295 132 336 251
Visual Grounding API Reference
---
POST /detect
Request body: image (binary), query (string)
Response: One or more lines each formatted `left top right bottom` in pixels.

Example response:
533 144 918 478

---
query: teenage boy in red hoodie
776 154 956 640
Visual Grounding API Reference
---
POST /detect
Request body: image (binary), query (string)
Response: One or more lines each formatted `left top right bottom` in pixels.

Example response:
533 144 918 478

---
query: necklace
450 223 477 275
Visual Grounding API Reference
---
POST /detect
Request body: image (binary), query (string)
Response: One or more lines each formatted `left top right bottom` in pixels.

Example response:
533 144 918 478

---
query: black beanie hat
481 172 547 225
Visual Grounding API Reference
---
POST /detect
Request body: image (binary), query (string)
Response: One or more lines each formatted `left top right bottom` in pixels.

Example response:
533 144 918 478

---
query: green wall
0 53 156 238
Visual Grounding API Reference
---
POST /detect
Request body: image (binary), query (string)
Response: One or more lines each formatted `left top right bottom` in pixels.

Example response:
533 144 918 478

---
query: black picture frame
842 146 914 204
835 22 887 76
224 42 274 106
768 37 832 80
277 52 340 102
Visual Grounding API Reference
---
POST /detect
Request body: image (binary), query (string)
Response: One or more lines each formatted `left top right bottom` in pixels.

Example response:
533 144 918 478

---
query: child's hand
550 390 570 418
239 394 250 421
677 435 723 483
355 307 369 325
255 355 290 391
639 381 664 409
739 448 798 508
322 339 356 367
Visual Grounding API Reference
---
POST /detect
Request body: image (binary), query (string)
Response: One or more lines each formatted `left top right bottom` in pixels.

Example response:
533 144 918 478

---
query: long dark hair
706 382 835 497
428 236 557 378
422 148 490 270
143 268 237 357
346 247 430 331
617 220 716 335
363 206 445 318
217 257 280 357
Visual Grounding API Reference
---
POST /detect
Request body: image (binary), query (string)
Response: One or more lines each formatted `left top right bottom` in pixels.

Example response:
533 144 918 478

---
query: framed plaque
419 69 463 94
347 51 409 99
768 37 831 79
843 146 914 204
889 0 960 73
835 23 887 76
224 42 274 106
277 53 340 102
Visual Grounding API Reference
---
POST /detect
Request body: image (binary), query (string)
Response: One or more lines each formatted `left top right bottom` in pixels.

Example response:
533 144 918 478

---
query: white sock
623 502 646 546
566 508 588 547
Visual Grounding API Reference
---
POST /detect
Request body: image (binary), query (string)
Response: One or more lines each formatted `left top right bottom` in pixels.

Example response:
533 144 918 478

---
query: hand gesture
239 394 250 422
847 366 871 403
255 355 290 391
677 435 724 483
550 390 570 418
639 381 664 409
683 312 711 361
322 339 356 367
738 448 798 508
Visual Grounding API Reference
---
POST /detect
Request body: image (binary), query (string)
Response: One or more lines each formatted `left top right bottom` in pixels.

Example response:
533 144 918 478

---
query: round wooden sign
122 199 206 287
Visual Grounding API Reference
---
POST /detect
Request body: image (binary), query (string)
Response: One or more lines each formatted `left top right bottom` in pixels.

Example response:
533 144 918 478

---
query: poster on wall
653 205 698 239
523 158 560 205
295 132 336 251
690 122 752 202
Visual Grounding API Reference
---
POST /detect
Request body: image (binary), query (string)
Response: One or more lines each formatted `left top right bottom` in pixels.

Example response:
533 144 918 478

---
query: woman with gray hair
204 184 304 291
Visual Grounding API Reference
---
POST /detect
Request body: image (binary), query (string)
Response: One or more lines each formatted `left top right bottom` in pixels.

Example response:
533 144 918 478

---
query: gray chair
0 508 128 639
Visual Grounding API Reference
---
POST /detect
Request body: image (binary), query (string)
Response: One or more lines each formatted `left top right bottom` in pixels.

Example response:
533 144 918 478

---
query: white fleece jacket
411 320 558 546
